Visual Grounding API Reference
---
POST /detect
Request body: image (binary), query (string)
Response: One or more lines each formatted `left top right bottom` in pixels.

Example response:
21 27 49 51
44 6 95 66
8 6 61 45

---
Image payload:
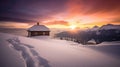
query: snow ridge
7 37 50 67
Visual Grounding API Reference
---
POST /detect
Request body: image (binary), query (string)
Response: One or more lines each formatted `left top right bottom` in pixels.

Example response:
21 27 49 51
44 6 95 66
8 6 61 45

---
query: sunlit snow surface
0 32 120 67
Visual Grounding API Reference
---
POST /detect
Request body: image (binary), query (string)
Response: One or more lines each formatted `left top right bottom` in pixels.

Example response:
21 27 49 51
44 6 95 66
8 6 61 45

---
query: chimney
37 22 39 25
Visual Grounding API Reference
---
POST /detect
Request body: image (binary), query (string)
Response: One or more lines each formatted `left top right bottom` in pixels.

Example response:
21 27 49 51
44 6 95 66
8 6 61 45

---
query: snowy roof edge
28 25 50 31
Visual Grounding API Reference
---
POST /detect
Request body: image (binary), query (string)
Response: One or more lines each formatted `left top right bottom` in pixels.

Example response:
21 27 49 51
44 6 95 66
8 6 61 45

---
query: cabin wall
28 31 31 37
28 31 50 36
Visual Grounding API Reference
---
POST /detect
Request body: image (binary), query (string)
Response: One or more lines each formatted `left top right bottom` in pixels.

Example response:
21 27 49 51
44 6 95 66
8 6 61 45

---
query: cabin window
43 32 45 35
38 32 41 35
34 32 38 35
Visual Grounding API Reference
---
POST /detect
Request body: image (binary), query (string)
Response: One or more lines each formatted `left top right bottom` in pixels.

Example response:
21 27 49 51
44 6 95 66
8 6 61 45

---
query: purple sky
0 0 120 28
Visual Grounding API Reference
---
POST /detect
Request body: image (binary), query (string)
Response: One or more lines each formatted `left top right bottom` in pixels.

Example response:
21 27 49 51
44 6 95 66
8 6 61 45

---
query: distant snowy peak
100 24 120 30
90 26 99 31
88 24 120 31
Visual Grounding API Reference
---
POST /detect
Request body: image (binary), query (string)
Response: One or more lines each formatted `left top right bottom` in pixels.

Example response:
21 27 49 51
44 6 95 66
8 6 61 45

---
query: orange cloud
65 0 120 25
0 22 30 28
42 21 69 26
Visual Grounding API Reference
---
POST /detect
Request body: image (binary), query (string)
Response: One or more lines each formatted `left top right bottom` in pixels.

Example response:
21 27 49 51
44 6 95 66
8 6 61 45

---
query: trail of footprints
7 37 50 67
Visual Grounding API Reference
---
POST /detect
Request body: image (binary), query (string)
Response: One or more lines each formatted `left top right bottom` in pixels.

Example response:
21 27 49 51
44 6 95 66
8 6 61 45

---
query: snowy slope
0 32 120 67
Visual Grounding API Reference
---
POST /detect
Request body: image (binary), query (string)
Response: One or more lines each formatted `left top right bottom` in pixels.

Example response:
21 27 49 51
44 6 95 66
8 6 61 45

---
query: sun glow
70 25 76 30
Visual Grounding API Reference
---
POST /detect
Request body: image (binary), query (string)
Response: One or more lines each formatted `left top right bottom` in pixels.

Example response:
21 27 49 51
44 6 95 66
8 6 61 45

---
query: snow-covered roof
28 24 50 31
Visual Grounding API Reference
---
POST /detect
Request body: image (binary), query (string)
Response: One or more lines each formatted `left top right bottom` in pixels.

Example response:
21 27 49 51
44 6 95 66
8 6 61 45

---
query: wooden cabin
27 22 50 37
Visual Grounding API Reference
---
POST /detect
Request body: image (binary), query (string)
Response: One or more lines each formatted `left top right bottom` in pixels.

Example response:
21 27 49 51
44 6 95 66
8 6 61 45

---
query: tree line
55 29 120 45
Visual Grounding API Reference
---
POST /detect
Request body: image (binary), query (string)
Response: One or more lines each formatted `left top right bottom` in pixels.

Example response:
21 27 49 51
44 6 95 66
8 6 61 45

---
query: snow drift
0 32 120 67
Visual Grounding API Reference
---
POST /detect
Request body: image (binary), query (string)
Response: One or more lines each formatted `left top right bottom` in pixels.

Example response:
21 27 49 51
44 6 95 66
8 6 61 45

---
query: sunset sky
0 0 120 29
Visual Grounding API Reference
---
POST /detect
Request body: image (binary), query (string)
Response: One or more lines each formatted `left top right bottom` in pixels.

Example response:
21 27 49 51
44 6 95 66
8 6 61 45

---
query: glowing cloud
0 22 31 28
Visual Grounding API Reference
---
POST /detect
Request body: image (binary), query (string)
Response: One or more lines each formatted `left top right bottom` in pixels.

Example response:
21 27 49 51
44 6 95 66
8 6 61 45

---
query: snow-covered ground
0 32 120 67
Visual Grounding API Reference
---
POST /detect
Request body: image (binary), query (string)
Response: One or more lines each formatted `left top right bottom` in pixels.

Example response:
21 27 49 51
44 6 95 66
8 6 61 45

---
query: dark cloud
0 17 35 23
0 0 67 22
